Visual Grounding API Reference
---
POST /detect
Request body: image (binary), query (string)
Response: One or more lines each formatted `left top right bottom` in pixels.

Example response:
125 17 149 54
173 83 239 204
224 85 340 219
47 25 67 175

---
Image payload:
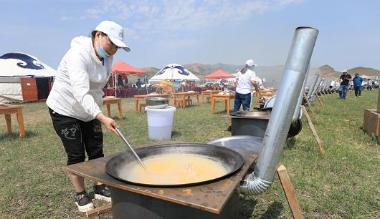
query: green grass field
1 90 379 218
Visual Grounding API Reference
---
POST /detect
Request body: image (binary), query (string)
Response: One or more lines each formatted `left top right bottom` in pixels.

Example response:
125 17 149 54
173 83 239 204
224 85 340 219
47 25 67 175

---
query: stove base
111 187 241 219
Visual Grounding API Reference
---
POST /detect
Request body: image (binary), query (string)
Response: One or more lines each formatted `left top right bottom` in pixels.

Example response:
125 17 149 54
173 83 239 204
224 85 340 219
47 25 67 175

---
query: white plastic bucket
145 106 176 140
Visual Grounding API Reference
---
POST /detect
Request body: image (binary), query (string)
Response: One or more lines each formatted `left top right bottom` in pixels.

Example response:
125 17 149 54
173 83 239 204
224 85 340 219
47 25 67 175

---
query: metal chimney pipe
308 74 319 99
241 27 318 194
317 78 325 94
292 67 310 121
310 74 322 100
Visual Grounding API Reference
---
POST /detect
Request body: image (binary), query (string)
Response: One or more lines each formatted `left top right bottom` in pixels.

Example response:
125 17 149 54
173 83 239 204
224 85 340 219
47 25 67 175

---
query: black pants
49 108 104 165
233 92 252 112
354 86 361 96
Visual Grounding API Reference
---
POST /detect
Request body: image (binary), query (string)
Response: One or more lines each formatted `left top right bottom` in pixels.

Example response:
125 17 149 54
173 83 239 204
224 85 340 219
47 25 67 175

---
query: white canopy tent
0 52 56 103
149 64 200 83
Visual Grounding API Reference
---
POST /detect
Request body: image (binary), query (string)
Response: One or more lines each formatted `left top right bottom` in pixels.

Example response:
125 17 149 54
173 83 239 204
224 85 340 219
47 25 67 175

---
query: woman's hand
96 112 118 134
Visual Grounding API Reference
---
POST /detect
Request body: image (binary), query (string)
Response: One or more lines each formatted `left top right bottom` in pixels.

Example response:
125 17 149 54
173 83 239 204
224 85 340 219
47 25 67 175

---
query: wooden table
172 92 200 108
64 145 257 216
211 94 235 114
201 90 220 103
133 94 170 112
102 97 123 119
0 104 25 138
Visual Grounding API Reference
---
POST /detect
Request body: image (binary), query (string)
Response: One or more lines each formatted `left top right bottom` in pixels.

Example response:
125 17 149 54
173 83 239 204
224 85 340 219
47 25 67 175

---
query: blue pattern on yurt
156 64 190 76
0 53 45 70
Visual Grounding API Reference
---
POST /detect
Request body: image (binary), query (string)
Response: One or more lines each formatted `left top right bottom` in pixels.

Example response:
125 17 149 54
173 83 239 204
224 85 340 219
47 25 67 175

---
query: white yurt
0 52 56 103
148 64 200 84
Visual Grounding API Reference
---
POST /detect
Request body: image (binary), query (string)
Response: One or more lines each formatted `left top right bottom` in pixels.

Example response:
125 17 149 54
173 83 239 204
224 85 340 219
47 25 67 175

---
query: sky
1 0 380 71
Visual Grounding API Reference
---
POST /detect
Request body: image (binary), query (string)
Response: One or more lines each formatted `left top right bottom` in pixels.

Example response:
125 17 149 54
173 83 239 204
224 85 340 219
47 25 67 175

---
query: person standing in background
233 59 258 112
339 71 351 99
352 73 363 97
117 74 124 88
367 79 373 90
136 78 142 88
124 76 129 87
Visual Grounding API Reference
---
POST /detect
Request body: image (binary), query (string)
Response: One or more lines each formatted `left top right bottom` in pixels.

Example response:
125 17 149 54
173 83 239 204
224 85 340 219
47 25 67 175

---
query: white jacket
235 69 257 94
47 36 112 122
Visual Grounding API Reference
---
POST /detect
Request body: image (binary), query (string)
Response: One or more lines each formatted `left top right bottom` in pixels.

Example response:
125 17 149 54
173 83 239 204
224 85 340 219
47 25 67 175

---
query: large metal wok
106 143 245 187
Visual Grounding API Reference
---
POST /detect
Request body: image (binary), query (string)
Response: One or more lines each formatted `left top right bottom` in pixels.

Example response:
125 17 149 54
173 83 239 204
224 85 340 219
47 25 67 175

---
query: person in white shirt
46 21 130 212
233 59 258 112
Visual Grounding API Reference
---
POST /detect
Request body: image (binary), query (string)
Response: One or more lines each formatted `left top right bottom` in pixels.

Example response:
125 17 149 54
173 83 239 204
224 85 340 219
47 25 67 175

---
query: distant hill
348 67 380 77
318 65 339 78
318 65 380 79
140 67 160 79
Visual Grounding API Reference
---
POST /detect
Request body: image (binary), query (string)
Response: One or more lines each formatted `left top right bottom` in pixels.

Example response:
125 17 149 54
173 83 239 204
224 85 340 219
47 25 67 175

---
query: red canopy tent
112 60 144 75
111 60 145 97
204 69 234 79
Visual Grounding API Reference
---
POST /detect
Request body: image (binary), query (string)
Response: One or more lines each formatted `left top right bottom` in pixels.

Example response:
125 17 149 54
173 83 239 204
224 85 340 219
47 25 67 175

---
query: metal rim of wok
106 143 245 187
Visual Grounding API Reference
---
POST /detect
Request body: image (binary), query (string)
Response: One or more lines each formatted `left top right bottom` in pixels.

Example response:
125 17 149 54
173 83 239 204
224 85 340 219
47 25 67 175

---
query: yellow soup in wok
119 153 228 185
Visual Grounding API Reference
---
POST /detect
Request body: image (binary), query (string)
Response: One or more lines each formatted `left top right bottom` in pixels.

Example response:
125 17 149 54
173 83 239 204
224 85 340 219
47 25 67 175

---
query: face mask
96 36 110 59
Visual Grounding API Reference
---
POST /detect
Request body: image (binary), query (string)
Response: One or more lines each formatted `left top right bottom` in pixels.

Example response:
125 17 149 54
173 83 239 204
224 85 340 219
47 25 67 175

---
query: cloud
59 16 71 21
156 38 198 50
81 8 105 20
82 0 302 38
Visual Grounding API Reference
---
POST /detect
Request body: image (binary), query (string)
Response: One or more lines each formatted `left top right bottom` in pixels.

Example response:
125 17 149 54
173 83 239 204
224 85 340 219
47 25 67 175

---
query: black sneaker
94 184 111 202
74 191 94 212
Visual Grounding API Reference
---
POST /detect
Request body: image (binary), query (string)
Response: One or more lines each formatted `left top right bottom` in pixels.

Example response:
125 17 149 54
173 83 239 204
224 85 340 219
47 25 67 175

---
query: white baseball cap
245 59 256 67
95 21 130 52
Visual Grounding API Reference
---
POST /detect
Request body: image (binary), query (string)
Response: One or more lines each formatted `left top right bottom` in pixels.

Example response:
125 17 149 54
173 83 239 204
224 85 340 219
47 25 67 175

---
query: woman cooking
46 21 130 212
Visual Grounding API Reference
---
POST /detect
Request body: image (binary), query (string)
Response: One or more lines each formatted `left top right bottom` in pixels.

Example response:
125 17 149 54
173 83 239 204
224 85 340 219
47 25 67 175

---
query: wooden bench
172 92 199 109
0 104 25 138
102 97 123 119
201 90 220 103
173 96 192 108
139 103 147 112
175 98 185 108
185 97 193 106
210 94 234 114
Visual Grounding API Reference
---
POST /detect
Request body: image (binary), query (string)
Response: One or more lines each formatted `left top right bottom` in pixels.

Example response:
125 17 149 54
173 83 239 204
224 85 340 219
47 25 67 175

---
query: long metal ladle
115 128 146 169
